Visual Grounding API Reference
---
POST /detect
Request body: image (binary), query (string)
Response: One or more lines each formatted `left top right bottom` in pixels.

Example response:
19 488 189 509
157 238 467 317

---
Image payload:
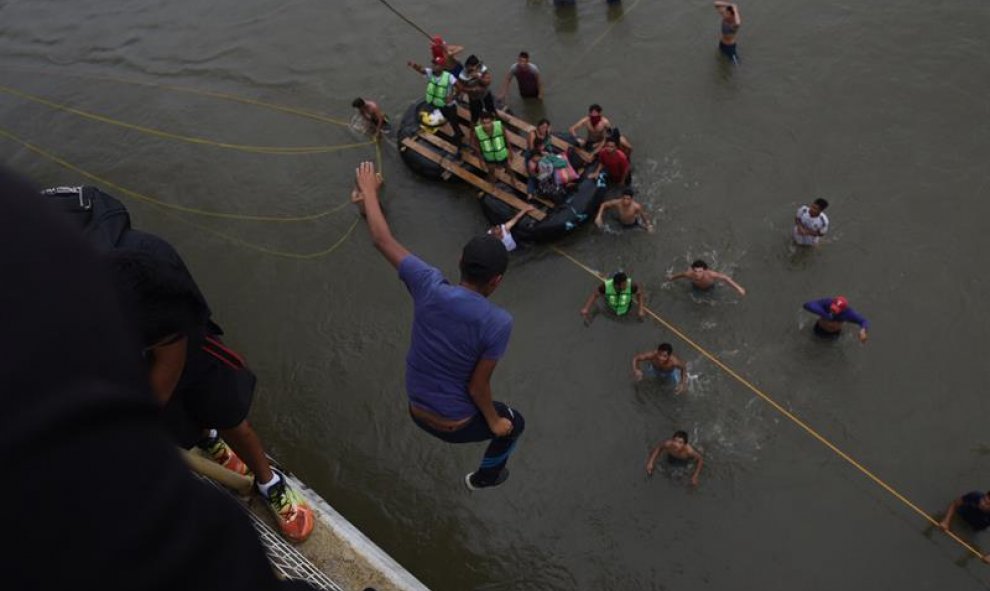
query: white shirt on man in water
493 224 517 252
793 205 829 245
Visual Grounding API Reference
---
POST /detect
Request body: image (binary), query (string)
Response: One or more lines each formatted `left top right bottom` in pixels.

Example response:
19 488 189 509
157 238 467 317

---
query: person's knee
505 406 525 436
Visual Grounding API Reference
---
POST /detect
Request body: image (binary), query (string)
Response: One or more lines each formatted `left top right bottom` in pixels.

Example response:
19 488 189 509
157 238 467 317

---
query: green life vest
425 71 453 108
475 121 509 162
604 277 633 315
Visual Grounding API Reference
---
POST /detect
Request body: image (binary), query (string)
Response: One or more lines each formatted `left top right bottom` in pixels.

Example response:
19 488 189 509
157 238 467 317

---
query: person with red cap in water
802 296 869 343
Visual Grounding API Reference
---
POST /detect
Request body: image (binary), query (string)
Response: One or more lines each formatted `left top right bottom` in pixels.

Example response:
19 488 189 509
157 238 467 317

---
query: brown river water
2 0 990 589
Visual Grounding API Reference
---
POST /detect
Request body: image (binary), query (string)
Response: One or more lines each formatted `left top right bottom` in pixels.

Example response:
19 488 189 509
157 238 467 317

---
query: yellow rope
0 126 354 222
169 213 360 260
0 66 351 126
550 245 984 560
0 84 370 155
0 125 359 259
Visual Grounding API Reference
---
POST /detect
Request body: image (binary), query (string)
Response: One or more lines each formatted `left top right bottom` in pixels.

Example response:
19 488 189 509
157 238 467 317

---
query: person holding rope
939 491 990 562
351 97 389 138
351 161 525 491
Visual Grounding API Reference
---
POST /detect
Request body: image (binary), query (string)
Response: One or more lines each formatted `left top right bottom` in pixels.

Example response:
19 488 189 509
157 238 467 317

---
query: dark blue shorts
719 42 738 62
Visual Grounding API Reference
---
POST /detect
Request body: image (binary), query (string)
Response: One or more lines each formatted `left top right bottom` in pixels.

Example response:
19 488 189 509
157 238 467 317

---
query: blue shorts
644 365 681 384
719 42 739 64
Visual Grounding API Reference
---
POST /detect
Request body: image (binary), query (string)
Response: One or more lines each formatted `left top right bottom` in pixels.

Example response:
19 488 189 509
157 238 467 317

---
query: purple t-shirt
399 255 513 420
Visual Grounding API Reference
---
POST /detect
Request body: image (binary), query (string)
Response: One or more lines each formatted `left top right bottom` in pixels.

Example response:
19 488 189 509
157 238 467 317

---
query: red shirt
598 149 629 182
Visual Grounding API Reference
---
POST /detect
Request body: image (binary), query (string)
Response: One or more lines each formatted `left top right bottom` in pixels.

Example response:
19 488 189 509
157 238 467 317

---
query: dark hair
589 103 602 113
658 342 673 354
460 235 508 284
691 259 708 270
465 54 480 67
604 137 618 146
814 198 830 210
109 250 209 347
612 271 628 284
673 430 689 442
480 110 495 121
726 5 734 14
621 188 634 197
352 98 365 109
536 118 550 126
519 51 530 59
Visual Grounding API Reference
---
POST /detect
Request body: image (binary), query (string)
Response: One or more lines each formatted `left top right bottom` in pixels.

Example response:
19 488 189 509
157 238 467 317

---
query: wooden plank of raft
401 137 546 221
418 133 525 190
416 133 556 210
496 108 594 162
455 105 593 163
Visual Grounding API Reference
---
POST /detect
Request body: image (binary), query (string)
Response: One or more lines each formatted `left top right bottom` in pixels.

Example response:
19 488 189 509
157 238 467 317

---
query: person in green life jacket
471 110 516 181
579 271 646 324
407 57 465 154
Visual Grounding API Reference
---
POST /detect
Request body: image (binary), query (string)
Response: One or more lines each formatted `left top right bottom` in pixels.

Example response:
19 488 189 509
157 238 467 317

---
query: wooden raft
399 104 592 222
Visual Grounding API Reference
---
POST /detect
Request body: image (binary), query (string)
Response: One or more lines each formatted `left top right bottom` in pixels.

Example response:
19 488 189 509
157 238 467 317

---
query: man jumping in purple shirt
802 296 869 344
351 161 524 490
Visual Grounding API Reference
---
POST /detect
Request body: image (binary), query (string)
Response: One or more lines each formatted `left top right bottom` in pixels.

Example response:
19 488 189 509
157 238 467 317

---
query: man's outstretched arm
353 161 409 268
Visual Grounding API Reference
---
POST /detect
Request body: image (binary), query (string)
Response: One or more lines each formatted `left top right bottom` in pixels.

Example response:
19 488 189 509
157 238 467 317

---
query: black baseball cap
460 235 508 282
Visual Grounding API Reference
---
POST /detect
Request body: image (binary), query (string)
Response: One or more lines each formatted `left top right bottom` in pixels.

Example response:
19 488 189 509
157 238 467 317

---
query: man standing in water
667 259 746 296
803 295 869 343
645 430 704 486
595 188 653 231
498 51 543 102
793 198 830 246
939 490 990 562
580 271 646 323
352 161 525 490
351 97 389 138
714 1 741 64
631 343 689 395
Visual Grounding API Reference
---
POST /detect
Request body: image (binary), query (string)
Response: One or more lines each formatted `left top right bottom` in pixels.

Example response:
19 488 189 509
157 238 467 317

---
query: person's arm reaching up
353 162 409 269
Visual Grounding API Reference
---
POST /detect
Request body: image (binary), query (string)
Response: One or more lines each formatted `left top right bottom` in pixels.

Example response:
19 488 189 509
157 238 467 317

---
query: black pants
468 92 496 123
439 104 464 146
163 334 256 449
412 401 525 485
